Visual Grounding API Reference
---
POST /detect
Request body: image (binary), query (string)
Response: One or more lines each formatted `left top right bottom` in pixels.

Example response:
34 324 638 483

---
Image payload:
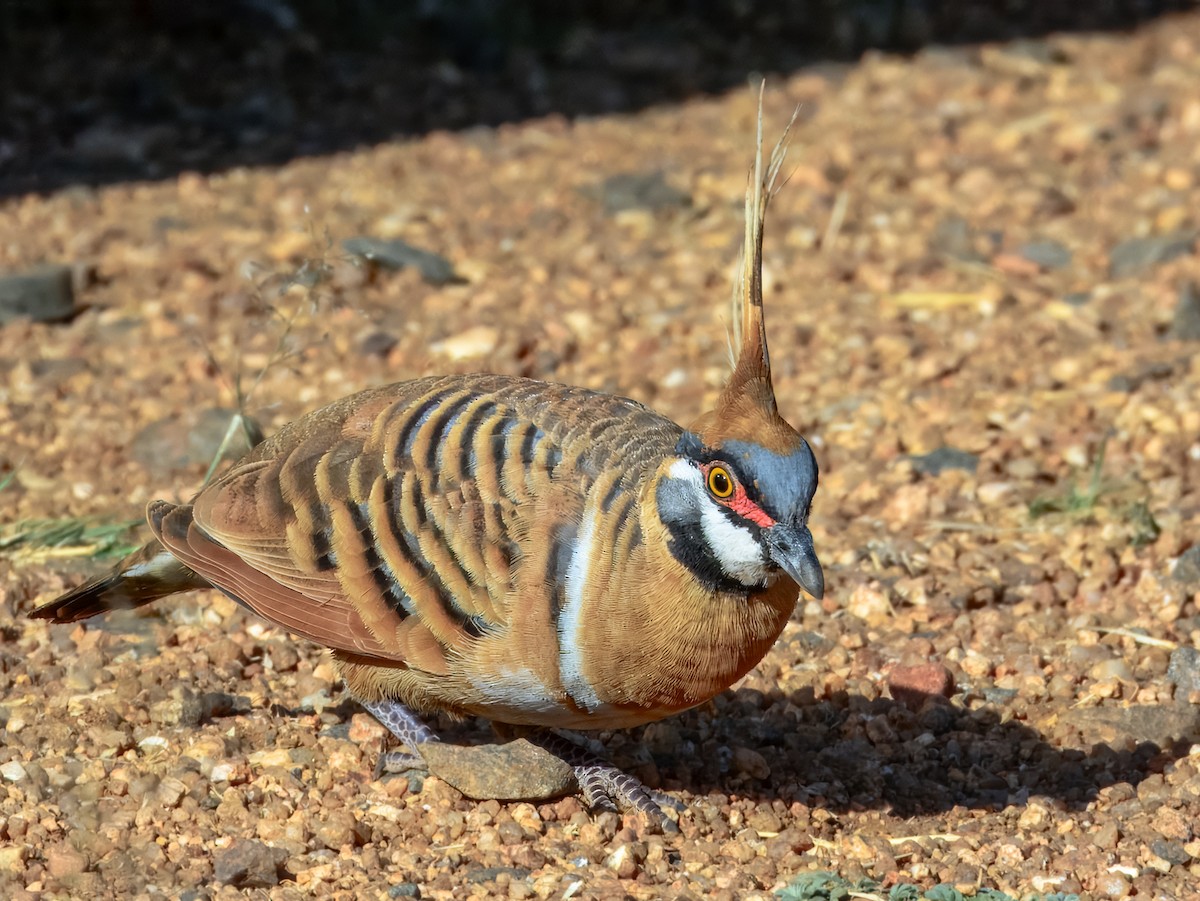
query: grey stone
212 839 287 888
420 738 576 801
29 357 87 386
0 264 75 324
1107 360 1176 393
359 330 398 357
1018 240 1072 270
342 237 460 285
1151 839 1191 865
980 685 1019 705
1109 232 1195 278
131 408 262 474
591 171 692 214
929 216 985 263
1173 546 1200 585
1167 647 1200 695
909 447 979 476
466 866 531 884
388 884 421 898
1167 281 1200 341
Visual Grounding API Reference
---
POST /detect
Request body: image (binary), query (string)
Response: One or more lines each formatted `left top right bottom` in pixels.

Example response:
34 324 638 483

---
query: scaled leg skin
531 731 687 833
360 698 438 777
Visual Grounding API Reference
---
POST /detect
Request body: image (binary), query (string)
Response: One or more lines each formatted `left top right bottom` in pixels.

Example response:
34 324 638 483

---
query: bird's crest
692 86 802 453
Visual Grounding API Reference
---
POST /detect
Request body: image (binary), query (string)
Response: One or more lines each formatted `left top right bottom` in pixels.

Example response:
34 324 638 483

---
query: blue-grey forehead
721 438 818 517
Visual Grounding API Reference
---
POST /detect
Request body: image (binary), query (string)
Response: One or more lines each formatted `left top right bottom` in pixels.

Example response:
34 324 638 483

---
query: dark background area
1 0 1197 197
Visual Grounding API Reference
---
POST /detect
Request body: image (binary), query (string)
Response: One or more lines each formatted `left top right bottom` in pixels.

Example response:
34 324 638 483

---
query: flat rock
1109 231 1196 278
419 739 577 801
1061 703 1200 748
342 236 460 285
591 171 692 214
909 447 979 476
0 263 75 324
131 407 262 474
212 839 287 888
1018 240 1072 270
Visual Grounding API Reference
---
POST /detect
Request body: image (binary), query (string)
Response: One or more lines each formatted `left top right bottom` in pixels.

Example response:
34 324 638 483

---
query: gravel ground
3 10 1200 901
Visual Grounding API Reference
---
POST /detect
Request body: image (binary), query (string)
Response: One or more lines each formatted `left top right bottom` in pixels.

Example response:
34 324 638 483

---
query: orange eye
707 465 734 499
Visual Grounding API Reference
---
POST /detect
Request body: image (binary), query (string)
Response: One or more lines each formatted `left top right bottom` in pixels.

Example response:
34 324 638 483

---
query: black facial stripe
661 517 758 594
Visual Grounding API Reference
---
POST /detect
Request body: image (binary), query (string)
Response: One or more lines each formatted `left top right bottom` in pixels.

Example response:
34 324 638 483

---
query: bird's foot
575 761 686 832
360 698 438 778
375 749 427 776
531 732 685 833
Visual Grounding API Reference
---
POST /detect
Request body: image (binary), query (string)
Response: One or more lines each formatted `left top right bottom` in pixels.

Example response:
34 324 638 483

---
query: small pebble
1167 281 1200 341
212 840 287 888
732 747 770 780
592 171 692 214
888 663 956 709
929 215 985 262
1172 547 1200 585
432 325 500 361
1166 647 1200 694
909 446 979 476
1017 239 1072 270
342 236 460 285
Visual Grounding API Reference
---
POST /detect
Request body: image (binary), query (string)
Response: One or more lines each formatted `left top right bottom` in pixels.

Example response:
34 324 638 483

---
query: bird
31 94 823 830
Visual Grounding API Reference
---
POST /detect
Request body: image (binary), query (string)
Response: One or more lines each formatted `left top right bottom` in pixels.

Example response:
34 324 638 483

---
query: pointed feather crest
694 86 802 452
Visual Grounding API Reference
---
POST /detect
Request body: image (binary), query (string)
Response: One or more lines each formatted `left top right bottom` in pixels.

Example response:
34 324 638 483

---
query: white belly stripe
559 508 602 711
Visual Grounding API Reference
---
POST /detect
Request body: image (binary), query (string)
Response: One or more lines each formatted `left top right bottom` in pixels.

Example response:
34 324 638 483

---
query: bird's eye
707 465 734 499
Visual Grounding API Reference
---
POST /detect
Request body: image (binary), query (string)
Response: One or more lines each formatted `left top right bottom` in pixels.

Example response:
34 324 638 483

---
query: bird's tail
29 539 206 623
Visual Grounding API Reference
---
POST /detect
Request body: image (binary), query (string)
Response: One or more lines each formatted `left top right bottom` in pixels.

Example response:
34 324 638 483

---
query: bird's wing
153 374 678 674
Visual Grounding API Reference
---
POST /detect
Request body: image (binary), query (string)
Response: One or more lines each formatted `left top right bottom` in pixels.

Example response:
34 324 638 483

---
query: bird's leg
528 730 686 833
360 698 439 777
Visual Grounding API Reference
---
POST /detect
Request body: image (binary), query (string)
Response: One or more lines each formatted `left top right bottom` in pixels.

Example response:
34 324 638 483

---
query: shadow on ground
307 683 1197 817
1 0 1197 197
600 686 1199 816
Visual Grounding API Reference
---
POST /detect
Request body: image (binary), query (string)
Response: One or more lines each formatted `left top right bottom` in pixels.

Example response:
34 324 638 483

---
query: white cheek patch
700 503 769 585
668 457 699 482
667 458 769 586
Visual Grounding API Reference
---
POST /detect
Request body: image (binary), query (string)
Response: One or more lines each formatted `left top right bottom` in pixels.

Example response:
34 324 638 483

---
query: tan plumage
31 90 822 827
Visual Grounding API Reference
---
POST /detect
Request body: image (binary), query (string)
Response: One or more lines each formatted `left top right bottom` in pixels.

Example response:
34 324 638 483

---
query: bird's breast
450 491 798 730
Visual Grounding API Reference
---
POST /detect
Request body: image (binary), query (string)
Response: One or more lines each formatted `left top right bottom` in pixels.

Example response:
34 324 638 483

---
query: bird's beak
765 523 824 600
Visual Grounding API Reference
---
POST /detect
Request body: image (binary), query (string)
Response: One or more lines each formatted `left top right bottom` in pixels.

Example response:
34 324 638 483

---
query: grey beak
765 524 824 600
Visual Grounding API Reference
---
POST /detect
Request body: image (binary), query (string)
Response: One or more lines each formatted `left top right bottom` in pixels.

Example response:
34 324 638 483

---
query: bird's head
656 96 823 601
657 402 823 601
